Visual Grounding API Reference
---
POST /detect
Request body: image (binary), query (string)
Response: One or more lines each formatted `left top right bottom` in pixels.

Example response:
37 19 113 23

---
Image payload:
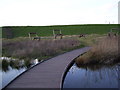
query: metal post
118 64 120 90
28 33 31 39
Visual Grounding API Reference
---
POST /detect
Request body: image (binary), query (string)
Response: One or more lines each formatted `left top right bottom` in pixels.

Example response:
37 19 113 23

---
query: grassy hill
2 24 119 38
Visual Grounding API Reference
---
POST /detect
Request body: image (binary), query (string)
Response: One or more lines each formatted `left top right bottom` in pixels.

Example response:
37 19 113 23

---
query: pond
63 63 120 88
1 57 120 89
1 57 40 89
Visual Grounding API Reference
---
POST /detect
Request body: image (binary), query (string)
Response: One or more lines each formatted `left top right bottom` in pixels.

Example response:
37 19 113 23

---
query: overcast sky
0 0 119 26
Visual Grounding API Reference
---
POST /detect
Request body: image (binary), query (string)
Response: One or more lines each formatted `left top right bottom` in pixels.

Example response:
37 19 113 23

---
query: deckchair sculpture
28 32 41 40
108 28 120 37
79 34 86 38
53 29 63 39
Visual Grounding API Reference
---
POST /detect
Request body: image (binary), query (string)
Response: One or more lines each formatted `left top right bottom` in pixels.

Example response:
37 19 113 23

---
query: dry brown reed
75 36 119 65
2 39 80 59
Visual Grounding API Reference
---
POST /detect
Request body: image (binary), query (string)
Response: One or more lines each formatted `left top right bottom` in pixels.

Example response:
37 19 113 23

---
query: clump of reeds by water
2 39 80 60
75 36 119 65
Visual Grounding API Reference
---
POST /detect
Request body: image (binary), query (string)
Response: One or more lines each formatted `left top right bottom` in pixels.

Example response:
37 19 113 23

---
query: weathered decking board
5 47 91 89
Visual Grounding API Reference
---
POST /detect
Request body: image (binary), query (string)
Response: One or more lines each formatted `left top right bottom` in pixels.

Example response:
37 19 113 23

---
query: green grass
78 34 106 46
2 24 119 38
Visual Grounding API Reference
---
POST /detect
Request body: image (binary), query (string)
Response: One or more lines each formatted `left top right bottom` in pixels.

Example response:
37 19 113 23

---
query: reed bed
76 36 119 65
2 39 80 60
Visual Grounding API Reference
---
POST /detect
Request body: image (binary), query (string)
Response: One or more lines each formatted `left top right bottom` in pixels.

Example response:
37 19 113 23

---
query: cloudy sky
0 0 119 26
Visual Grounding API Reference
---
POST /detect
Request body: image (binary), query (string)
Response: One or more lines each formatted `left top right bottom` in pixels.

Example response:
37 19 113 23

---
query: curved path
5 47 91 89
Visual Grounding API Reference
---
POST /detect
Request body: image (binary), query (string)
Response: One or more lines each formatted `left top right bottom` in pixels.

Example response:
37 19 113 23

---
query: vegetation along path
5 47 91 89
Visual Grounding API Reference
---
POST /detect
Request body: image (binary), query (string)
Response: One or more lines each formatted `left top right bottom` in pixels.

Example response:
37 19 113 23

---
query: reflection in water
1 57 39 72
63 63 119 88
1 57 39 89
2 60 9 72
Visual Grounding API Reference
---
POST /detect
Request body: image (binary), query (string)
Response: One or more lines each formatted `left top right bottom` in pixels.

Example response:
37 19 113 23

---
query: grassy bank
78 34 106 46
75 35 119 65
2 24 119 38
2 34 109 61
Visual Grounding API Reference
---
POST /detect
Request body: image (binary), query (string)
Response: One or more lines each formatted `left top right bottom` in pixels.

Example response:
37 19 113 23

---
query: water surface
1 57 39 89
63 63 119 88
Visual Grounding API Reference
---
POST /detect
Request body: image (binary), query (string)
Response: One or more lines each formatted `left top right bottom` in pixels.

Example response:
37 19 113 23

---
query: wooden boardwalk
5 47 91 89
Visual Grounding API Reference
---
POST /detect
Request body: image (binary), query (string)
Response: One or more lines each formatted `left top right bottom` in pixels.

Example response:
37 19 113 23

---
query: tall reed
76 36 119 65
2 39 80 60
